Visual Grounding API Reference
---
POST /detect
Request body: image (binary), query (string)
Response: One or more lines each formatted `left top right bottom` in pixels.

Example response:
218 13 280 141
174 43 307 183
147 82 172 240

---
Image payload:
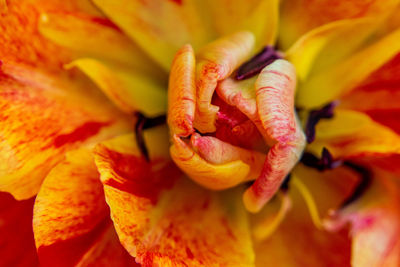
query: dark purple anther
300 147 342 171
305 101 339 143
340 162 372 208
235 46 282 80
134 112 166 162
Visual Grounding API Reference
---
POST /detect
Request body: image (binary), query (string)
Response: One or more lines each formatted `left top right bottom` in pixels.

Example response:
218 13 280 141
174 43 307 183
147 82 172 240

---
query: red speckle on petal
53 121 111 148
168 0 182 5
102 148 181 204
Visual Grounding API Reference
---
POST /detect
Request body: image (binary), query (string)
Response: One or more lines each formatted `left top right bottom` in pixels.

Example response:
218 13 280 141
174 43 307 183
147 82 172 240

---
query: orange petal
194 31 255 133
0 68 131 200
253 169 352 266
279 0 399 49
33 149 136 267
0 0 72 73
168 44 196 137
324 170 400 267
93 134 255 266
243 60 306 213
309 109 400 158
0 193 39 267
92 0 215 70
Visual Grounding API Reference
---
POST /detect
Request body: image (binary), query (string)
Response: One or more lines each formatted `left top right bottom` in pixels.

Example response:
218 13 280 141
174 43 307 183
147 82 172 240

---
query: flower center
167 32 306 212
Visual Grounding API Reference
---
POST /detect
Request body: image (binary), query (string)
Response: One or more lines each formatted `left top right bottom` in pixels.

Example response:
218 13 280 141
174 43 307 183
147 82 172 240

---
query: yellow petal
92 0 214 70
39 11 164 78
279 0 400 50
67 58 167 116
286 18 378 81
170 135 252 190
309 109 400 158
297 27 400 108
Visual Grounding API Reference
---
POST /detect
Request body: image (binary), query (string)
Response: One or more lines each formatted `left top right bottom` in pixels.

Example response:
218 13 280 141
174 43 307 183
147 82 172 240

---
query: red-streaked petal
0 193 39 267
168 44 196 137
194 31 255 133
279 0 399 49
309 109 400 158
0 69 131 200
324 170 400 267
33 149 136 267
243 60 306 213
93 132 255 267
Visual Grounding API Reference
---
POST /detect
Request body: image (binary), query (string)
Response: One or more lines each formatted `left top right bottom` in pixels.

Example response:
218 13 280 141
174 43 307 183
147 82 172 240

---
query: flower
1 0 400 266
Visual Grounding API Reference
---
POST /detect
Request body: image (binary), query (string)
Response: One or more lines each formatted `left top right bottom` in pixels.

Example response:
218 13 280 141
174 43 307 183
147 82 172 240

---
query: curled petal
168 44 196 137
170 135 252 190
194 31 255 133
244 60 306 212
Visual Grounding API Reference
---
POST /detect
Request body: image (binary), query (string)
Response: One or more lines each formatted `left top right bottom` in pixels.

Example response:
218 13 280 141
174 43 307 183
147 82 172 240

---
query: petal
253 170 352 266
194 31 255 133
93 133 255 266
279 0 399 49
92 0 215 70
67 58 167 116
324 170 400 267
170 134 252 190
309 109 400 158
33 149 135 267
38 11 164 78
168 44 196 137
297 26 400 108
206 0 279 48
340 53 400 134
0 69 131 200
0 193 39 267
0 0 71 73
286 18 378 81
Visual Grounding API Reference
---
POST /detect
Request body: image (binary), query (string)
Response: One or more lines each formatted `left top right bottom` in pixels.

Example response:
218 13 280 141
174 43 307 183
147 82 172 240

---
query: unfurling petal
94 130 255 267
168 44 196 137
194 31 255 133
33 149 136 267
243 60 306 213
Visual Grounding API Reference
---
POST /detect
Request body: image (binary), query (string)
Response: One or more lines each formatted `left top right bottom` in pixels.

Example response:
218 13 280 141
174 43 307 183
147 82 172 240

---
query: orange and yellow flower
1 0 400 266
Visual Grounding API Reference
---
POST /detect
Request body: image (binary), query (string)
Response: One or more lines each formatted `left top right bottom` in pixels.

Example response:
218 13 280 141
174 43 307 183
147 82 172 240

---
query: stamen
300 148 342 171
235 46 282 80
305 101 338 143
280 174 292 192
339 162 372 208
292 175 323 229
134 112 166 161
252 192 292 241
